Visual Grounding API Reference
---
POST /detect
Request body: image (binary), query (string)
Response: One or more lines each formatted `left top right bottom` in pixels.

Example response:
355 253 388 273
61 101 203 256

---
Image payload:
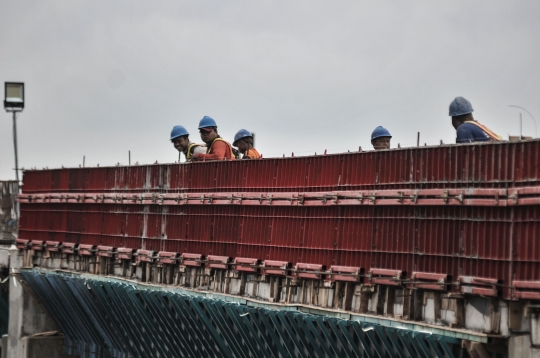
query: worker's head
198 116 218 145
233 129 254 154
371 126 392 150
449 97 474 129
170 125 190 152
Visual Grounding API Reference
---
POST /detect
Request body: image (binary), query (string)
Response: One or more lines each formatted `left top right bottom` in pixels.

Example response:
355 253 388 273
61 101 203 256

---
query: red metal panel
206 255 230 270
327 265 363 282
409 272 448 291
459 276 498 297
136 249 155 263
234 257 259 272
262 260 290 276
30 240 44 251
97 245 115 257
294 263 324 280
117 248 135 260
369 268 403 286
45 241 61 252
79 244 95 256
17 140 540 301
513 280 540 300
181 253 203 267
62 242 77 254
16 239 29 250
158 251 179 264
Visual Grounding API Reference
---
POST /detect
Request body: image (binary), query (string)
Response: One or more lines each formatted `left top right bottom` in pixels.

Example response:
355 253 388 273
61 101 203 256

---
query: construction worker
170 125 206 162
449 97 502 143
233 129 261 159
192 116 236 161
371 126 392 150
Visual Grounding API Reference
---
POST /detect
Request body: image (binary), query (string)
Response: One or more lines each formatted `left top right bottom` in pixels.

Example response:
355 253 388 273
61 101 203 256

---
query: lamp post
4 82 24 186
509 105 537 139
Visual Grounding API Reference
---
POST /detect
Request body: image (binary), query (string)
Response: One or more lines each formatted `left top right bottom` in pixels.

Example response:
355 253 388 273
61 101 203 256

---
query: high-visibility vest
464 121 503 141
207 137 235 159
244 148 261 159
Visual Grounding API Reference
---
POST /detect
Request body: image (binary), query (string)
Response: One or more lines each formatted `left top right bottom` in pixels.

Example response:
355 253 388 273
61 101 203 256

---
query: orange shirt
243 148 261 159
194 138 234 161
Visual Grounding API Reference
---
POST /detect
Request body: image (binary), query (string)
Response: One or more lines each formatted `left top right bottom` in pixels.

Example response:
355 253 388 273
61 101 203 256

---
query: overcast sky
1 1 539 180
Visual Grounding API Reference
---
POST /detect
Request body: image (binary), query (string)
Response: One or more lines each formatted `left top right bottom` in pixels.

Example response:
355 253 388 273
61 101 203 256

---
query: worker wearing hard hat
192 116 236 161
233 129 261 159
170 125 206 162
449 97 502 143
371 126 392 150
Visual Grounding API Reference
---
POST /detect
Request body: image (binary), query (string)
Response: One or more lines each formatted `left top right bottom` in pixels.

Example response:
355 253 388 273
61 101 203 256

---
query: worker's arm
192 141 230 161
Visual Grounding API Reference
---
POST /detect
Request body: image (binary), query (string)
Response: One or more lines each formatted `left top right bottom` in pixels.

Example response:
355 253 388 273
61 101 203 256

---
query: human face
451 117 461 130
172 136 190 152
199 128 217 145
372 137 391 150
236 139 250 154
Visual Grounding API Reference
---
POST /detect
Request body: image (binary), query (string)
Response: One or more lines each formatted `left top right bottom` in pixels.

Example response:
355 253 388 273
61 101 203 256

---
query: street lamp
509 105 537 139
4 82 24 186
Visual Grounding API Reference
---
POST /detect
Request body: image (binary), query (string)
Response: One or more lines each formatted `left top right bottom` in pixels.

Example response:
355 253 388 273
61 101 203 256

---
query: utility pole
12 111 20 185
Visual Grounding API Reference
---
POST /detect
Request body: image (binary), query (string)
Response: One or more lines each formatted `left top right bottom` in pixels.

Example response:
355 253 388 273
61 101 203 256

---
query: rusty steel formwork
16 140 540 300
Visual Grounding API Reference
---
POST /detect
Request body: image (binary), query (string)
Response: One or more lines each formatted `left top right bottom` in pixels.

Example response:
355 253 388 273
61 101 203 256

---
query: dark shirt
456 122 490 143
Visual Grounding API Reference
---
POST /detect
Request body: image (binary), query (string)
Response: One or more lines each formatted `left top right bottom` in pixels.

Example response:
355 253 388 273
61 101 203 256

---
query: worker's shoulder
214 139 232 147
457 122 487 135
456 122 490 142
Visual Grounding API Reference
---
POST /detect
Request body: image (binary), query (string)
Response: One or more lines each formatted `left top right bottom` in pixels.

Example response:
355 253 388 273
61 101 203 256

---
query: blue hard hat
233 129 252 146
371 126 392 141
198 116 217 129
170 125 189 140
449 97 474 117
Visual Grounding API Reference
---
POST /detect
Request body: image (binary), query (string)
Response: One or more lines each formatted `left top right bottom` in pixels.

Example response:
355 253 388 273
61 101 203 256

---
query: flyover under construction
7 139 540 357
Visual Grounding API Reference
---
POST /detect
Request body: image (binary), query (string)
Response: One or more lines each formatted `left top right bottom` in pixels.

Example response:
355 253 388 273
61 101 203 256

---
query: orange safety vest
464 121 503 141
207 137 235 159
243 148 261 159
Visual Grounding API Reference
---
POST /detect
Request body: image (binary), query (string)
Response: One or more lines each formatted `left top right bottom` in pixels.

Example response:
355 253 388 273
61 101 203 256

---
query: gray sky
1 1 539 180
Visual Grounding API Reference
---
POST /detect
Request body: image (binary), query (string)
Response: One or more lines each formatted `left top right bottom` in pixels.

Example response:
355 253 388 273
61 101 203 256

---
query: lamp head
4 82 24 111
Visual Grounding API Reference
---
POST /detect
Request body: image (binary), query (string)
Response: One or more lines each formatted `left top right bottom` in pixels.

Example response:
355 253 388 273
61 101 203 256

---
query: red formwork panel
340 152 377 189
371 206 415 254
167 164 188 191
274 157 308 190
81 211 104 234
239 206 273 246
414 255 459 283
372 252 415 277
17 140 540 300
18 140 540 193
304 155 342 190
375 148 415 189
242 158 277 191
338 206 376 253
512 206 540 266
514 141 540 186
269 207 306 248
302 207 340 250
212 206 240 245
163 206 188 240
213 160 245 191
460 207 512 261
188 162 218 191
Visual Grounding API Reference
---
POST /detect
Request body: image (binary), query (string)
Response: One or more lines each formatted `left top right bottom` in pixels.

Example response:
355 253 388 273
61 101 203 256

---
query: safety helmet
198 116 217 129
233 129 253 146
449 97 474 117
170 125 189 141
371 126 392 141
